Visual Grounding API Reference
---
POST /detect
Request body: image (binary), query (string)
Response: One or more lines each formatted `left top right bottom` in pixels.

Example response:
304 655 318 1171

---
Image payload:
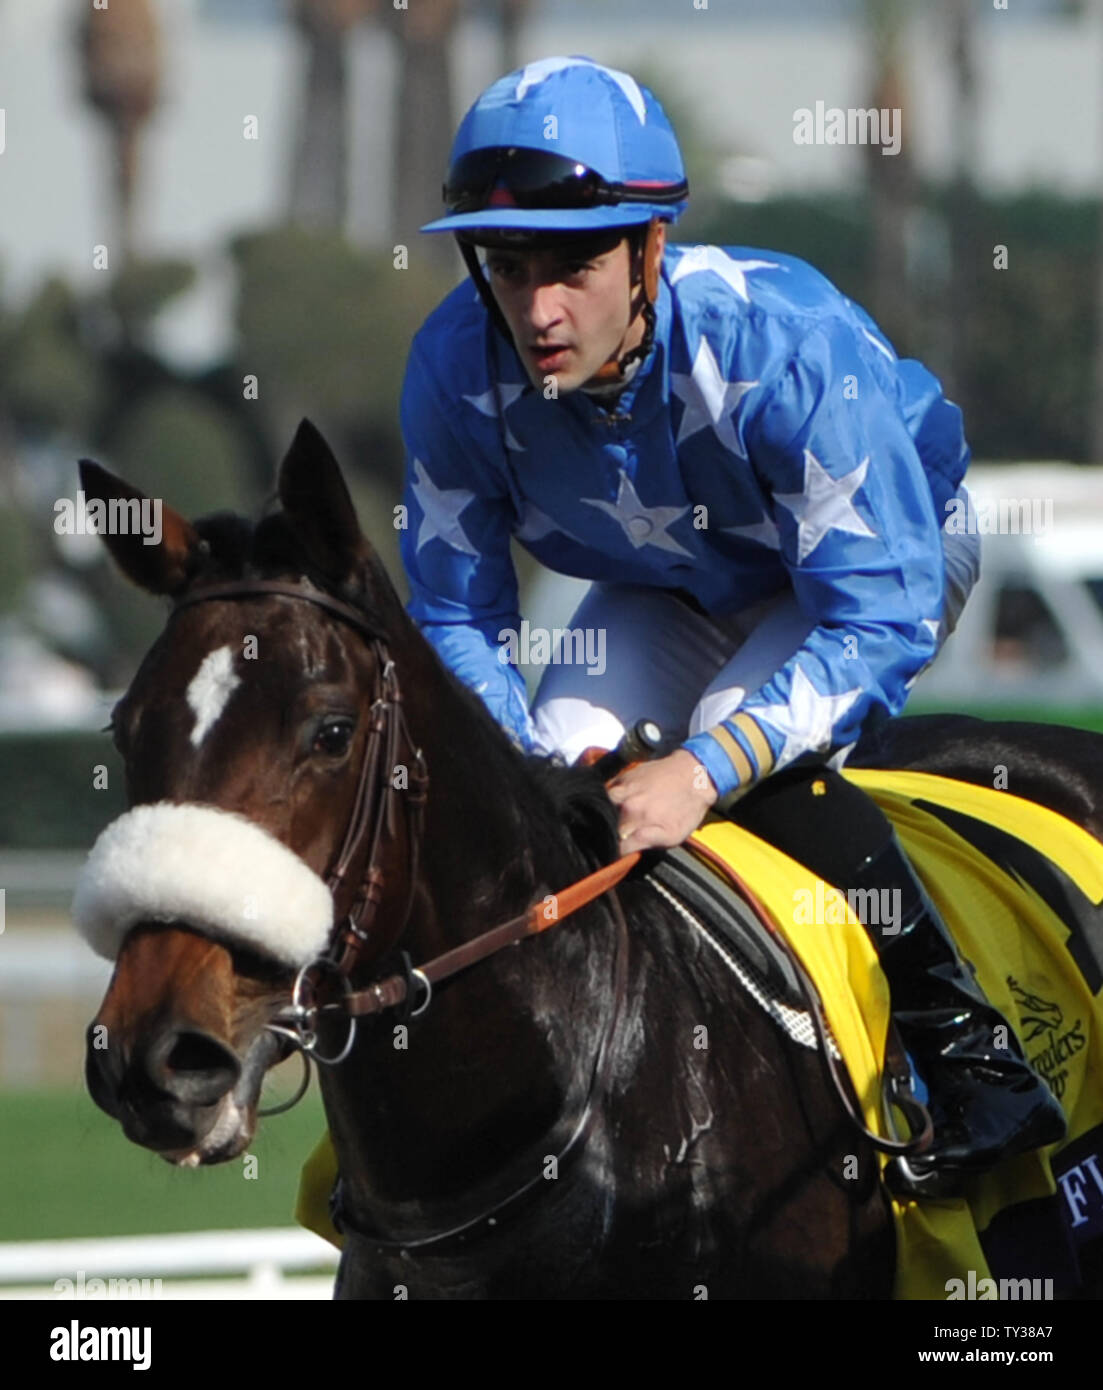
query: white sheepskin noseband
72 802 335 969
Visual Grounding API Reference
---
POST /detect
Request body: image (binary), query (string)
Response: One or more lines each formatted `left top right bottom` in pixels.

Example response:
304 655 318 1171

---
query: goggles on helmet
443 146 688 217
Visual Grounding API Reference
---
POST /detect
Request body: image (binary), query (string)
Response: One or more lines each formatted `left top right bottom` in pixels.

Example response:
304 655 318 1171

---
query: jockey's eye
488 258 525 284
313 717 355 758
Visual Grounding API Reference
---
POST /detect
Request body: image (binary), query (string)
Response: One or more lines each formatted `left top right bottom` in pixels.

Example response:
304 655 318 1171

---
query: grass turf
0 1083 330 1241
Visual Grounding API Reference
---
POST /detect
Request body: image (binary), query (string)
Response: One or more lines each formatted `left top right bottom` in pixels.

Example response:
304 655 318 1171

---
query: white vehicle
911 464 1103 728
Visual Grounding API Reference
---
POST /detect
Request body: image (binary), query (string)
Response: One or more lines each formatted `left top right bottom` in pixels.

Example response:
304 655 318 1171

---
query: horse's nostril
85 1037 122 1117
149 1030 241 1106
167 1031 230 1074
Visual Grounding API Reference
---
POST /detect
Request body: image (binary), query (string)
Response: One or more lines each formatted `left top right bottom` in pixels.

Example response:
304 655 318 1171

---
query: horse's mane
526 757 621 870
184 508 622 874
190 508 294 573
189 509 394 632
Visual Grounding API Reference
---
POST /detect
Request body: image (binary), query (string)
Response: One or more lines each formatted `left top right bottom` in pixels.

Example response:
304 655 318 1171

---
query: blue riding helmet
420 56 688 236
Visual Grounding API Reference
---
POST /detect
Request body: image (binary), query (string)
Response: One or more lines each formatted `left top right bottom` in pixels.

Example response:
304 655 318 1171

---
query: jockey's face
483 225 663 392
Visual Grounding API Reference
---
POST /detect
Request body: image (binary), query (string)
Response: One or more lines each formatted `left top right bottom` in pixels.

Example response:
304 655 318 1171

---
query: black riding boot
844 833 1067 1194
729 767 1067 1194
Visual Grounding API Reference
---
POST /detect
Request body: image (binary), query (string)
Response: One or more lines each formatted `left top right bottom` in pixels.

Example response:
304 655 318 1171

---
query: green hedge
0 731 126 849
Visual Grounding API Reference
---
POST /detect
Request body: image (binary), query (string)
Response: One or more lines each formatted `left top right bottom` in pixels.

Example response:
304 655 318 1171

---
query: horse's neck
320 642 613 1227
395 628 587 915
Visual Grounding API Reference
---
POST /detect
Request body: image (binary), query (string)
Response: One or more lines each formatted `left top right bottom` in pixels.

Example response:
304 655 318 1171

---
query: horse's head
77 420 425 1165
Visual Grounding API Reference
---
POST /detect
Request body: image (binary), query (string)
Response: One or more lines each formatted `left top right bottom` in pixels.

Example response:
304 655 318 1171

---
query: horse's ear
277 419 365 583
77 460 201 596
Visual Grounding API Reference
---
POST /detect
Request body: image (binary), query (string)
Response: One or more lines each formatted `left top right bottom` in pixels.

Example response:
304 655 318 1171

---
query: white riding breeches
530 489 981 766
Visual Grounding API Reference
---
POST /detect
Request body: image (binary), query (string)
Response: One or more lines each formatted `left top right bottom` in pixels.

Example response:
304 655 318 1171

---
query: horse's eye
313 718 354 757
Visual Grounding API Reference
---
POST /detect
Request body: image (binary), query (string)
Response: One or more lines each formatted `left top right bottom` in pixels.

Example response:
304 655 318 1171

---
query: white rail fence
0 1227 339 1300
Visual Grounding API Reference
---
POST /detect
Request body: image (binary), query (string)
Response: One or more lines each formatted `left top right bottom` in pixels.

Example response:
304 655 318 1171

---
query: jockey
399 56 1066 1193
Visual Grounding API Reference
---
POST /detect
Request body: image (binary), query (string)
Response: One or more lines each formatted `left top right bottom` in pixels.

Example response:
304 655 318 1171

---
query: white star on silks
722 514 781 550
462 384 527 453
922 617 941 642
752 665 864 771
514 57 647 123
669 245 783 304
773 449 877 565
410 458 479 556
671 338 758 456
582 471 692 556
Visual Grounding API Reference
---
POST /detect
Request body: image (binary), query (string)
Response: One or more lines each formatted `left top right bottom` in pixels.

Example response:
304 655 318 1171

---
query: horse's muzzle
86 1021 243 1153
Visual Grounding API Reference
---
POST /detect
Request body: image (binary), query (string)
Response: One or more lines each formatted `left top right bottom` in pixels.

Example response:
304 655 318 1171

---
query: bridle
172 573 637 1019
173 578 430 1011
169 576 635 1248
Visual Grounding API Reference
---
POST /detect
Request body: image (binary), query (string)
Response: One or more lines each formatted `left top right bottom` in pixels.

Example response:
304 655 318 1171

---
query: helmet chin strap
588 216 661 387
458 238 514 344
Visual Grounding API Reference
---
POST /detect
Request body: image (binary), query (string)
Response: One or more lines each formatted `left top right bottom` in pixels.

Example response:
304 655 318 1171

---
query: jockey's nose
141 1027 241 1107
527 282 564 334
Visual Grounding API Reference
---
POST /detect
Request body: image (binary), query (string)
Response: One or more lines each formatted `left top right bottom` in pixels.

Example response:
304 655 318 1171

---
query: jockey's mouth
529 342 572 370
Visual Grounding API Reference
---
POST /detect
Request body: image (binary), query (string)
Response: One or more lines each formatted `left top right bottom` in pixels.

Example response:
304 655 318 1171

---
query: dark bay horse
76 421 1100 1298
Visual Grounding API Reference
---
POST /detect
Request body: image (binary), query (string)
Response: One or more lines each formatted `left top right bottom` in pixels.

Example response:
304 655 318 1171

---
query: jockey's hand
606 749 719 855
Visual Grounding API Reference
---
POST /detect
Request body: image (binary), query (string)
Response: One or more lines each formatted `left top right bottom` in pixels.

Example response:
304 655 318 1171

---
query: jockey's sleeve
682 317 948 804
398 338 537 752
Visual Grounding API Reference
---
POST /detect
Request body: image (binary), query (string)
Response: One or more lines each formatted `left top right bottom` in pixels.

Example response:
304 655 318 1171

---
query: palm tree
497 0 530 76
289 0 376 231
380 0 460 274
942 0 979 406
77 0 161 264
862 0 916 351
1091 0 1103 461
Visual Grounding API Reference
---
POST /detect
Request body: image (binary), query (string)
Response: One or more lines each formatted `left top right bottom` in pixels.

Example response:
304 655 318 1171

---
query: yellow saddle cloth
296 768 1103 1298
688 767 1103 1300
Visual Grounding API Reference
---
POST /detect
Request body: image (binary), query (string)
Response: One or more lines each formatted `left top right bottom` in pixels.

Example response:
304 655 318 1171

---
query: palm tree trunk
863 0 916 350
944 0 979 406
385 0 459 275
499 0 527 76
76 0 160 266
1091 1 1103 460
289 15 351 229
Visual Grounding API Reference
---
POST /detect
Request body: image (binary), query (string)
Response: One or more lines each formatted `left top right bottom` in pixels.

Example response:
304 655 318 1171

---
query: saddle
648 845 806 1009
663 768 1103 1298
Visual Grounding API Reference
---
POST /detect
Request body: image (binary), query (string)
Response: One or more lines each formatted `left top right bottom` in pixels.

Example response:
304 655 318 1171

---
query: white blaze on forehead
186 645 242 747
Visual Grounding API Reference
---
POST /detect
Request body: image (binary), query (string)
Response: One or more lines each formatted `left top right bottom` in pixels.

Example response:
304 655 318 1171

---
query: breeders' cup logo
1008 976 1085 1102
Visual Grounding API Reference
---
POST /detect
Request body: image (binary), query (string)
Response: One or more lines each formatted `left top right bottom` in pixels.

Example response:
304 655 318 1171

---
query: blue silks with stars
398 242 969 800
